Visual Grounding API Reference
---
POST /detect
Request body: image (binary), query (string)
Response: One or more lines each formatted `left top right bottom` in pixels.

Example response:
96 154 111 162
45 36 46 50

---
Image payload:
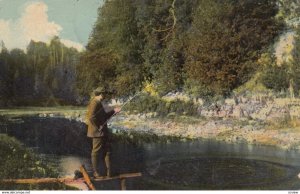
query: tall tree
9 49 34 104
184 0 283 97
81 0 198 97
290 27 300 96
27 40 49 99
82 0 146 97
79 0 283 100
0 42 9 106
139 0 198 95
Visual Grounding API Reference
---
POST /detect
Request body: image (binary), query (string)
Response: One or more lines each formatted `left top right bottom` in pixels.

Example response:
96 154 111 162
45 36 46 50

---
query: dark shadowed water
1 115 300 190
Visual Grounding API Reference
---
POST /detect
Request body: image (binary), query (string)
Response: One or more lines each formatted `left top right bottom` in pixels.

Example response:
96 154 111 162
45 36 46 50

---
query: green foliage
183 78 215 100
293 28 300 66
125 93 198 116
184 0 283 97
290 27 300 95
81 0 146 97
235 72 269 94
79 0 283 100
261 27 300 96
0 37 81 107
139 0 198 95
80 0 199 97
0 0 287 106
126 93 162 113
112 130 183 145
0 42 10 106
0 134 76 190
0 134 57 179
277 0 300 23
261 65 289 92
77 50 118 98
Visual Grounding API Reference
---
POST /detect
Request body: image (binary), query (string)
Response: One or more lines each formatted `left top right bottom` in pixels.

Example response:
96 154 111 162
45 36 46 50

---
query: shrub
125 94 198 116
261 65 289 93
0 134 75 190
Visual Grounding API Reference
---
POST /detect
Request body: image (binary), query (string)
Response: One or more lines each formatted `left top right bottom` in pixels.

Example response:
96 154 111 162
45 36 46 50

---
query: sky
0 0 104 51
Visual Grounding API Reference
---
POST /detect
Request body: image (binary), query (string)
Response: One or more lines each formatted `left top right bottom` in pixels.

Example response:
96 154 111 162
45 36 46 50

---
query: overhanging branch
153 0 177 41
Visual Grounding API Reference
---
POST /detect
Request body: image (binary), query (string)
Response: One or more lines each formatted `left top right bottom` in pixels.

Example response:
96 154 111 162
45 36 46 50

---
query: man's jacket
86 98 115 138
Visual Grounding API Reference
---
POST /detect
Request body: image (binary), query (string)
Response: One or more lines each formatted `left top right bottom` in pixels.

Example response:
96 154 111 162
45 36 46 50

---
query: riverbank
112 114 300 150
0 134 78 190
111 97 300 150
1 97 300 150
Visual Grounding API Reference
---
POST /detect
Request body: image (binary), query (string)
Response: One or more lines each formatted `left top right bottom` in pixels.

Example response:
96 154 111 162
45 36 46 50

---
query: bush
0 134 75 190
125 94 198 116
261 65 289 93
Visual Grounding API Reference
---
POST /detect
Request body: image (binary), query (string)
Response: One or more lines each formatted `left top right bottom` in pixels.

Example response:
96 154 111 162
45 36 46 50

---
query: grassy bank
0 106 86 116
0 134 76 190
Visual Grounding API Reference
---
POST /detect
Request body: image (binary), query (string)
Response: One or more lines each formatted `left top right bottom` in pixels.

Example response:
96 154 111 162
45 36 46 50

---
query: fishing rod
118 91 142 111
98 91 142 130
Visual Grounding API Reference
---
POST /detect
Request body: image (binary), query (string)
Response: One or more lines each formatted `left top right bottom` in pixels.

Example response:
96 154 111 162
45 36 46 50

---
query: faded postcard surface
1 0 300 191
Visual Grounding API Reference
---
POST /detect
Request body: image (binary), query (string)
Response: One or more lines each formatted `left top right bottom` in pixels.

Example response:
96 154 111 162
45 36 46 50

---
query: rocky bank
111 96 300 150
1 96 300 150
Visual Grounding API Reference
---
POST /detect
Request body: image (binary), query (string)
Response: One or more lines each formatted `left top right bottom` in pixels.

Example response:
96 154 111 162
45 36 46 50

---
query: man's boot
91 154 102 178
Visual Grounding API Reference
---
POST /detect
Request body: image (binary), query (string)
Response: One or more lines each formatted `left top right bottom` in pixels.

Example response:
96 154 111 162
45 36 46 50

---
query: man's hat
93 87 105 96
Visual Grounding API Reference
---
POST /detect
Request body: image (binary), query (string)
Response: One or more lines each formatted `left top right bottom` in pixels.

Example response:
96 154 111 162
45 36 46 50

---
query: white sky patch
61 39 84 51
0 19 12 46
0 1 84 51
20 2 62 43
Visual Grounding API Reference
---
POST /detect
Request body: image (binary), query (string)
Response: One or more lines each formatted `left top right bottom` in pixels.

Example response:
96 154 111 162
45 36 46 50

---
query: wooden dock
93 172 142 190
80 165 142 190
0 177 89 190
0 165 142 190
80 165 96 190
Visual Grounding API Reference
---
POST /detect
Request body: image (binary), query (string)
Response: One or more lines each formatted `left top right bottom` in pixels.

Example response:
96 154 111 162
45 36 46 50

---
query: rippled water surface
2 116 300 190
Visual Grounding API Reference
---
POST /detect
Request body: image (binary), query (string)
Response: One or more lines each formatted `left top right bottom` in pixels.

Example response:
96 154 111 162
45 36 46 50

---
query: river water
1 116 300 190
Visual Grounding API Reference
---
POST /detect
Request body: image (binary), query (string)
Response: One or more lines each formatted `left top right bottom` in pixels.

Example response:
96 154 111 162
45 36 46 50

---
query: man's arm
105 105 122 120
105 109 115 120
90 101 121 130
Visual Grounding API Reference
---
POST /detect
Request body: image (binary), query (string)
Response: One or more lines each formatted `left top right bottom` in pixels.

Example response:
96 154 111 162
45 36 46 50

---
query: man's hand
114 107 121 113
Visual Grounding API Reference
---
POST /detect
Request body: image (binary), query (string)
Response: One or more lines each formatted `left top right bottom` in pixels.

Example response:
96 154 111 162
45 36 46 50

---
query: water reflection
59 156 89 177
2 116 300 189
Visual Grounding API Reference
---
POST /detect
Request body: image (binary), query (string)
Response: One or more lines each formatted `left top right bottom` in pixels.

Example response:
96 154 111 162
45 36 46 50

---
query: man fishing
86 88 121 178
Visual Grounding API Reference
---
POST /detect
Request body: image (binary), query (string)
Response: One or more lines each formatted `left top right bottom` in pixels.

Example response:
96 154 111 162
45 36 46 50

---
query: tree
139 0 198 95
27 40 49 99
82 0 146 97
79 0 283 101
290 27 300 96
45 37 80 104
9 49 34 104
83 0 198 96
266 27 300 97
184 0 283 97
278 0 300 26
261 64 289 93
0 41 9 106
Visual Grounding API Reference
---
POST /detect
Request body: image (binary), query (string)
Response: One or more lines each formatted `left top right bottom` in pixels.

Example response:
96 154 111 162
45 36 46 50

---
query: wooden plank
0 171 141 191
80 165 96 190
64 178 89 190
0 178 74 184
93 172 142 182
0 178 89 190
